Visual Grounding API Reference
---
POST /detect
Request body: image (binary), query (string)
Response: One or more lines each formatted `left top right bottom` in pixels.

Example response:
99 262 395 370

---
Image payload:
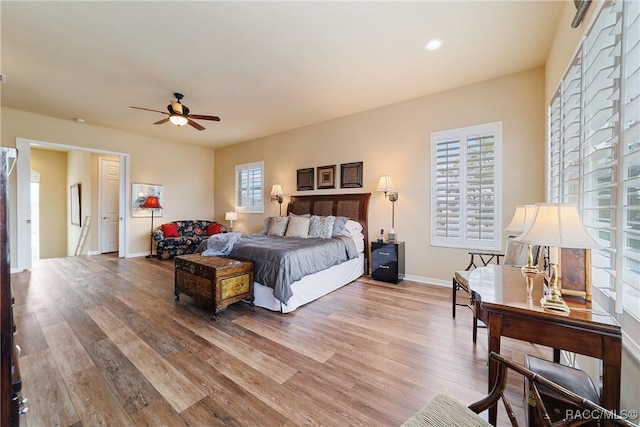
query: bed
231 193 370 313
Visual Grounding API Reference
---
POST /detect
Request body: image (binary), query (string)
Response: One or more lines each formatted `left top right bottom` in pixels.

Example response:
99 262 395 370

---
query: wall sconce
141 196 163 258
225 211 238 232
270 184 284 216
376 175 399 241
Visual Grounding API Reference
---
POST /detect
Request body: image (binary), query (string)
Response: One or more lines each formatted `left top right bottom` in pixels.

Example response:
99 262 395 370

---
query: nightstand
371 241 405 283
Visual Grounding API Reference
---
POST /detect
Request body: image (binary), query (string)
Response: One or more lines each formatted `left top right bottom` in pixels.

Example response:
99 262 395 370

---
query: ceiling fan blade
130 106 169 115
189 114 221 121
187 119 205 131
170 101 183 114
154 118 170 125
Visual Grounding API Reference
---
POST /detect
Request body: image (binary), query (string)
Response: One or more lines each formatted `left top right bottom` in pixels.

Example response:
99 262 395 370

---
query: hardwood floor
12 255 550 426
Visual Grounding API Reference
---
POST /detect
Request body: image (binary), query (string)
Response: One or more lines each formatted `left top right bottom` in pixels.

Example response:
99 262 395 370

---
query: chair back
503 237 539 267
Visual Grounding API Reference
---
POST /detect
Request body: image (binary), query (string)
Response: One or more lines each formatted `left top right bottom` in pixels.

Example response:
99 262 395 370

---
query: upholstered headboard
287 193 371 266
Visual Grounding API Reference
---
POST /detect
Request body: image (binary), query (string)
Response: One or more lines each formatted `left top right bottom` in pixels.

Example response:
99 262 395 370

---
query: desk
469 265 621 425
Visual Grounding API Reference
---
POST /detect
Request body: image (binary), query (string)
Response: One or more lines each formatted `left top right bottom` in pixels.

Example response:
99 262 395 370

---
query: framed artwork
340 162 363 188
558 248 591 301
132 182 163 218
296 168 314 191
70 183 81 226
317 165 336 189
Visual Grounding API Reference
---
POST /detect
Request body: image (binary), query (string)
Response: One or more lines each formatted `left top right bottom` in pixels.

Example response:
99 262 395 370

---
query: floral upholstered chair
152 220 225 259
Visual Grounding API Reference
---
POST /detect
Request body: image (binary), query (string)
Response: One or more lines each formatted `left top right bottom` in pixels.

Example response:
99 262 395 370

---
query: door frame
15 138 129 271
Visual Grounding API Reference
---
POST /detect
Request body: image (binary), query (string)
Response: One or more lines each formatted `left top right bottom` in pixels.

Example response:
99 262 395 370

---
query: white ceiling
1 1 565 149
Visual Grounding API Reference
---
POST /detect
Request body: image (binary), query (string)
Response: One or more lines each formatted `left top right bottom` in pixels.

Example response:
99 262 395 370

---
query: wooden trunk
174 254 254 320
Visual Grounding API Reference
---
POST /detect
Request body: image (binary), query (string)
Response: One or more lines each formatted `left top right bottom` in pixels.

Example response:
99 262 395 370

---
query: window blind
235 161 264 213
432 122 501 250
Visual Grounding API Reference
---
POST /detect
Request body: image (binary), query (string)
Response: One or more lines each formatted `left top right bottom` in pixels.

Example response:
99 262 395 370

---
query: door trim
15 138 129 270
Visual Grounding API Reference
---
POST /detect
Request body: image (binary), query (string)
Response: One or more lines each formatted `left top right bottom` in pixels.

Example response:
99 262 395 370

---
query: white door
100 158 120 253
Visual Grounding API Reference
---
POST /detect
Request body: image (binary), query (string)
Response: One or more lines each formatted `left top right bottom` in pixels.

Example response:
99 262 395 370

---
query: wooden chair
452 237 539 342
402 352 635 427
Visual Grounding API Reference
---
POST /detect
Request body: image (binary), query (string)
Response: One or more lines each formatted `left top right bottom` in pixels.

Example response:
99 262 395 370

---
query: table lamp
504 204 538 275
515 203 599 313
225 211 238 231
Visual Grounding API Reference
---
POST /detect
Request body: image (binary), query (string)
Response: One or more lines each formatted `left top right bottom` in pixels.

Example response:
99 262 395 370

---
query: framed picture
132 182 163 218
70 183 81 226
558 248 591 301
340 162 363 188
296 168 314 191
317 165 336 189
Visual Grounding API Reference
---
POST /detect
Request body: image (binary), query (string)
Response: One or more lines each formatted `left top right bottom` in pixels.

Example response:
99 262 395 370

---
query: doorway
15 138 129 271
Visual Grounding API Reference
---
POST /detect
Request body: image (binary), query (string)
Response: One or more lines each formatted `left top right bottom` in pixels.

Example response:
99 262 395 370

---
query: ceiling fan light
169 114 188 126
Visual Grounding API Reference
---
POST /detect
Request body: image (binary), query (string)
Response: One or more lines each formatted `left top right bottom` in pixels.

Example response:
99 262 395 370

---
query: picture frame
558 248 591 301
132 182 163 218
70 183 81 226
340 162 363 188
296 168 314 191
317 165 336 189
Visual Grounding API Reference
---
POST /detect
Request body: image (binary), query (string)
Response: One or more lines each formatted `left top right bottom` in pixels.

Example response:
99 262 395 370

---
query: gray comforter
229 234 358 305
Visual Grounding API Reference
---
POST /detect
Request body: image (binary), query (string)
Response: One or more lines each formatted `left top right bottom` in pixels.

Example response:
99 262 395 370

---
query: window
431 122 502 250
234 161 264 213
549 0 639 354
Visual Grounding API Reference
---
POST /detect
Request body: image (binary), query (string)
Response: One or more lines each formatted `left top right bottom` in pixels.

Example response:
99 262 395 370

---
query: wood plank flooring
12 254 551 426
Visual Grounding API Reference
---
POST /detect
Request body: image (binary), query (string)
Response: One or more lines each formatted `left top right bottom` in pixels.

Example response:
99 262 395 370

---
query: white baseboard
87 250 101 256
127 252 152 258
403 274 450 288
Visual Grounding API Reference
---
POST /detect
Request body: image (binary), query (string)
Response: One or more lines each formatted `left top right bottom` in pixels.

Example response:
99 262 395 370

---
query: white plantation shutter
432 122 501 250
235 161 264 213
548 0 639 354
433 136 461 241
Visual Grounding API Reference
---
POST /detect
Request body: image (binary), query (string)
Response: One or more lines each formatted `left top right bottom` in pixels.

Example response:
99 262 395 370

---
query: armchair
452 237 539 342
402 352 635 427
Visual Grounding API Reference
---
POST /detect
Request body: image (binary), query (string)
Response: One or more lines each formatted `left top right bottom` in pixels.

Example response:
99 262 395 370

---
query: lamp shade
504 204 536 234
376 175 394 192
270 184 283 197
225 211 238 221
141 196 162 210
169 114 188 126
514 203 599 249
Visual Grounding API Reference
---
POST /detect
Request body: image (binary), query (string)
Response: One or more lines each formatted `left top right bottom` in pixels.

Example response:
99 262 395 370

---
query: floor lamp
142 196 162 258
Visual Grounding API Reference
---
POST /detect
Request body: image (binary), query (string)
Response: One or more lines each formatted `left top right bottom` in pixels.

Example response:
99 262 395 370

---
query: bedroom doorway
15 138 130 272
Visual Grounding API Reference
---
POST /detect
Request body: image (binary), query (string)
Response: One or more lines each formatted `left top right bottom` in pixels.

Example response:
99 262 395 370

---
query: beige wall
67 150 92 256
2 106 216 263
30 148 67 259
214 67 546 284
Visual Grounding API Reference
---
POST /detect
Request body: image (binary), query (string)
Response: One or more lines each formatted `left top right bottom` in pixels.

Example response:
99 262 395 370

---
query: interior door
99 158 120 253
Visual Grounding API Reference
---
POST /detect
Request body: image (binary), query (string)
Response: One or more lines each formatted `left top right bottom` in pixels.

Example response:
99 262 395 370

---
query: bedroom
1 0 639 425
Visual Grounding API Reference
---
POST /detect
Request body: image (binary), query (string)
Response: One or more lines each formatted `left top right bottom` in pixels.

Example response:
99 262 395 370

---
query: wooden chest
174 254 254 320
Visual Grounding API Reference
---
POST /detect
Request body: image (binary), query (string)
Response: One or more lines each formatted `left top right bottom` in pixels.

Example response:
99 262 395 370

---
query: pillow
332 216 349 237
207 223 224 236
267 216 289 237
308 215 335 239
262 216 275 234
289 212 311 218
285 216 310 238
344 219 363 236
162 223 179 238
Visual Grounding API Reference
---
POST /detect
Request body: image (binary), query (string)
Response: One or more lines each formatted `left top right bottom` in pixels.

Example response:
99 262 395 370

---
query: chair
402 352 635 427
452 237 539 343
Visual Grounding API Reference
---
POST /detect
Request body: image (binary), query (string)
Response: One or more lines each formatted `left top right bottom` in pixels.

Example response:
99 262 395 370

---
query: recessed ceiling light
75 118 85 123
425 39 444 51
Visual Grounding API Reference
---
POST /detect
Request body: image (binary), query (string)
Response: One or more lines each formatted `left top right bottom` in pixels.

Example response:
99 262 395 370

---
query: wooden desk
469 265 622 425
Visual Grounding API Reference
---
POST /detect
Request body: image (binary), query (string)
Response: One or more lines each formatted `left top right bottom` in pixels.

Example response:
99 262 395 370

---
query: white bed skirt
252 254 365 313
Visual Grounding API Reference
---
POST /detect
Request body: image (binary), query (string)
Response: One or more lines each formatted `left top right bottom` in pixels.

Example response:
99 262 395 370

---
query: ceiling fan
129 92 220 131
